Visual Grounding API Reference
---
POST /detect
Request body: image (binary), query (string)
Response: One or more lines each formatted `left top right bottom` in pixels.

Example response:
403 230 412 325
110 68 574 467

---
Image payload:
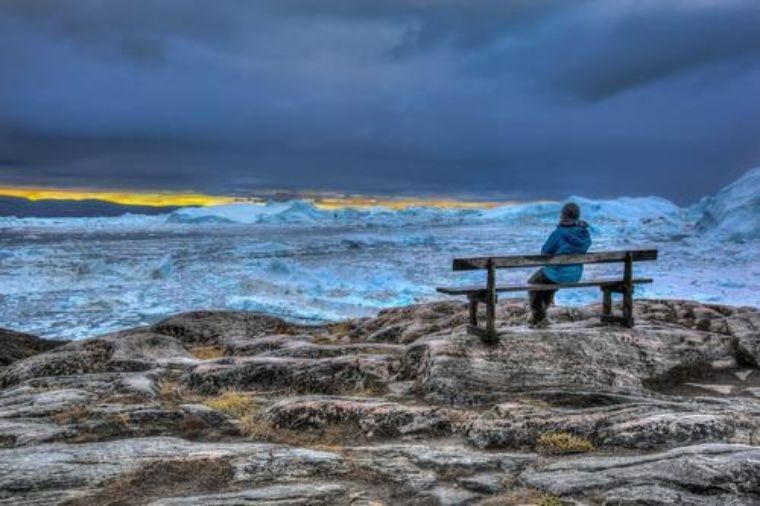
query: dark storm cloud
0 0 758 203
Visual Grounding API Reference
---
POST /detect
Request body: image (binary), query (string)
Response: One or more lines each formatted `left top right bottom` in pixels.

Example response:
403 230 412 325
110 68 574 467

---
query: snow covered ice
695 167 760 241
0 168 758 340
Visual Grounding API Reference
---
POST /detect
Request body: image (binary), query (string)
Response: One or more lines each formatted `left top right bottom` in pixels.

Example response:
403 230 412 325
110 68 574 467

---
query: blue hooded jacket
541 220 592 283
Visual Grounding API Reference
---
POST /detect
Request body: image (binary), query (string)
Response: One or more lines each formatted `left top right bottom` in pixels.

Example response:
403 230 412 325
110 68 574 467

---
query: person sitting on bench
528 202 592 327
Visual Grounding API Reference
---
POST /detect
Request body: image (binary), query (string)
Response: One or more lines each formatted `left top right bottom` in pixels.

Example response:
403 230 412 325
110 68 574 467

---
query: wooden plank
436 278 652 295
452 249 657 271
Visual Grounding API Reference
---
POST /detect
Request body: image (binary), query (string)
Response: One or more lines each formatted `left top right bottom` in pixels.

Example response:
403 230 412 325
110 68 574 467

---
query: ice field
0 168 757 340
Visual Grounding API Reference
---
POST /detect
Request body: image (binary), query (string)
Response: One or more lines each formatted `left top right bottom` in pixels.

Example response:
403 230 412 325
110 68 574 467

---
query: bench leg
468 294 478 326
602 288 612 316
623 285 634 328
600 284 635 327
485 296 496 341
485 260 497 342
622 253 634 328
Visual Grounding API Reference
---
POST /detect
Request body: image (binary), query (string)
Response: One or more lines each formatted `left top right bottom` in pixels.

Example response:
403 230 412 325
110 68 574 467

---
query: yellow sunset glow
0 185 509 210
0 186 236 207
314 197 507 210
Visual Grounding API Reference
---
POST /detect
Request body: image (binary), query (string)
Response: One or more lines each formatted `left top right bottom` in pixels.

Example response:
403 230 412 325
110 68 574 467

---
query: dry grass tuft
481 488 563 506
52 404 92 425
109 412 131 428
198 390 279 442
188 346 227 360
156 376 195 405
538 493 564 506
238 413 278 441
203 391 257 418
240 416 360 446
62 458 233 506
178 417 210 439
536 431 594 455
324 321 355 340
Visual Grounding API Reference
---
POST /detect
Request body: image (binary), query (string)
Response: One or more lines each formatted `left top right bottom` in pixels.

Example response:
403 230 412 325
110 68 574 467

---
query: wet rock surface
0 299 758 504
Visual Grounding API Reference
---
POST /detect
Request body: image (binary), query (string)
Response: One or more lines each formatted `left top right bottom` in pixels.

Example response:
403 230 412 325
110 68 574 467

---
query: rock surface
0 328 67 367
0 299 758 504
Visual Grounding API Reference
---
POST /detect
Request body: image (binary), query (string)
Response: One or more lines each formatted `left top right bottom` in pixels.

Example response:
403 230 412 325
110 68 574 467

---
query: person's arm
541 229 561 255
583 234 592 251
580 223 592 252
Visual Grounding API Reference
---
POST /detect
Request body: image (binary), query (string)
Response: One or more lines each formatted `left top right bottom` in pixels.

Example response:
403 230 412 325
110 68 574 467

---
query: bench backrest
452 249 657 271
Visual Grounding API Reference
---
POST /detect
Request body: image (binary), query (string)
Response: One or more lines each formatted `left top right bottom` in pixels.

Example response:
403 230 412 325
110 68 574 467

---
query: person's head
561 202 580 222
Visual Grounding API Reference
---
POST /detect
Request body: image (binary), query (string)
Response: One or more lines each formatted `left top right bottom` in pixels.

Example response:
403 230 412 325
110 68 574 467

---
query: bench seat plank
453 249 657 271
436 277 653 295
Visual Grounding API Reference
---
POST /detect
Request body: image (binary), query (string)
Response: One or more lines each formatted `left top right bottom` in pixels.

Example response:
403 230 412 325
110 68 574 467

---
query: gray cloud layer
0 0 758 203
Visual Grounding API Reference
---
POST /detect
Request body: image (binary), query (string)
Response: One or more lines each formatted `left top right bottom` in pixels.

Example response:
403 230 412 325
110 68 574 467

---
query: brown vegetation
203 391 257 418
188 345 227 360
535 431 594 455
62 458 234 506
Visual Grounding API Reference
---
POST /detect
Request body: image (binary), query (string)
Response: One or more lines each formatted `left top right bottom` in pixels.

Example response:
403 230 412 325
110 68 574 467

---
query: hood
558 220 590 246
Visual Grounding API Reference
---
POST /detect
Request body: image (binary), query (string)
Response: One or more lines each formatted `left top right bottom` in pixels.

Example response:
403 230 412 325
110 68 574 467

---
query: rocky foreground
0 299 759 505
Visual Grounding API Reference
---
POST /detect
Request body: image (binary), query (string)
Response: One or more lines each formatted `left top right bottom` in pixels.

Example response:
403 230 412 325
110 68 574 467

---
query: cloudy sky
1 0 759 203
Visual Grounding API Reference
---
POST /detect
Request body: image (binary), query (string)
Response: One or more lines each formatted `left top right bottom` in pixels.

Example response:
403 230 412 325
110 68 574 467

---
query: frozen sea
1 168 758 340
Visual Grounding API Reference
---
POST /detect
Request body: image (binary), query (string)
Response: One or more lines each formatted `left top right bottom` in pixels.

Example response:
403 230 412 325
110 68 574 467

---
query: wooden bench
436 249 658 341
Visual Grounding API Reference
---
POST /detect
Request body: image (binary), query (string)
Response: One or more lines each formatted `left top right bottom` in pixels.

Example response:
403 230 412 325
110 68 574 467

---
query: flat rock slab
344 443 535 494
684 383 735 395
148 483 348 505
736 369 755 382
465 397 760 450
521 443 760 504
264 395 453 439
0 437 347 502
151 311 304 345
455 472 506 494
183 355 399 395
409 321 741 405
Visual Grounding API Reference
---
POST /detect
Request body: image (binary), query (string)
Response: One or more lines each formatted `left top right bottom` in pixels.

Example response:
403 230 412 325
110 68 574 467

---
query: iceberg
569 196 681 223
167 201 328 224
694 167 760 240
481 196 686 242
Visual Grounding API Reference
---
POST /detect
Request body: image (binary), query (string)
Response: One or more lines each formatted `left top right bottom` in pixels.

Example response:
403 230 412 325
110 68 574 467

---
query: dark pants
528 269 558 321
